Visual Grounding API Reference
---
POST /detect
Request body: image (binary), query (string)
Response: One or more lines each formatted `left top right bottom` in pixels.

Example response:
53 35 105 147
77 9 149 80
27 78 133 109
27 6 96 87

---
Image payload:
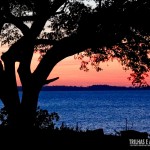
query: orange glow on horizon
19 53 150 87
48 57 134 87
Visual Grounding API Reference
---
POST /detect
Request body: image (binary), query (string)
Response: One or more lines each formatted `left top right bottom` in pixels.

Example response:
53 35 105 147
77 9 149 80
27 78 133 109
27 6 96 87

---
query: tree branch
35 39 57 45
1 0 30 35
6 15 30 35
15 16 37 22
2 0 67 88
17 0 68 88
44 77 59 85
33 29 125 86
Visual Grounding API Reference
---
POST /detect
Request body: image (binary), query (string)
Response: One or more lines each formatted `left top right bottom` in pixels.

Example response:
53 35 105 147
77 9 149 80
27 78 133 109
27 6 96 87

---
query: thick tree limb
6 15 30 35
33 29 125 86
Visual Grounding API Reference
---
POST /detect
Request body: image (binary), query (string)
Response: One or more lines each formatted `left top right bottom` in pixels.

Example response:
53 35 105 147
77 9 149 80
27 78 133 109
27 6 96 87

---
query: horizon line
17 84 150 88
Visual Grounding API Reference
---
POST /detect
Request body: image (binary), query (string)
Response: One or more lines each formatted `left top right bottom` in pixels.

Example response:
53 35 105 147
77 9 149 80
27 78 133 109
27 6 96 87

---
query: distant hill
17 85 150 91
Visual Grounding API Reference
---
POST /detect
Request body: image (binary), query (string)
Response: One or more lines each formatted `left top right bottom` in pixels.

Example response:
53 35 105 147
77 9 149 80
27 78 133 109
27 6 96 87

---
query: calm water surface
36 90 150 134
0 90 149 134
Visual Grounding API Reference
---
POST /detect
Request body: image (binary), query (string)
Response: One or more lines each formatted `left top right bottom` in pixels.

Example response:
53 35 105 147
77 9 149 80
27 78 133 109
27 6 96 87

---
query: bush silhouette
35 106 59 129
0 106 59 129
0 107 8 127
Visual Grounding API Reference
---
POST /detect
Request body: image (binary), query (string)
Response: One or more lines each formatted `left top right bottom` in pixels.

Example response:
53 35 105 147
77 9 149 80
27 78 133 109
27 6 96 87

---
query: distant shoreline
18 85 150 91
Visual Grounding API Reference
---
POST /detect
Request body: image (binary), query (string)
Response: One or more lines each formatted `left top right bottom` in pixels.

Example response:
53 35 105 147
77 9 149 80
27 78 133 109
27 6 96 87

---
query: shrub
0 106 59 129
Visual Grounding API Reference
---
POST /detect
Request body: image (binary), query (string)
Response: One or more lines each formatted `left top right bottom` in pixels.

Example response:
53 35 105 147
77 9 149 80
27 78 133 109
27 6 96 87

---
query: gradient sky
46 56 133 87
1 45 150 87
28 53 150 87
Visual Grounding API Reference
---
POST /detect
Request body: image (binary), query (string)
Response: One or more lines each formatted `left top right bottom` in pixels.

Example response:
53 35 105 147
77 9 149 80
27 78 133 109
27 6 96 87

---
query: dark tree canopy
0 0 150 87
0 0 149 128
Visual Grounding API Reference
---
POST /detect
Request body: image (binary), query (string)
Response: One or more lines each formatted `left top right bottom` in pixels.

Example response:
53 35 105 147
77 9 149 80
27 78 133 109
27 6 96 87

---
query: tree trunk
19 84 41 129
0 60 20 128
0 52 40 129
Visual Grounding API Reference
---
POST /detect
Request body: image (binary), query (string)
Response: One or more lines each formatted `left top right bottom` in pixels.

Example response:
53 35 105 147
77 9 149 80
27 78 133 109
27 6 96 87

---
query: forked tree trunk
4 88 41 129
0 0 67 130
0 47 41 129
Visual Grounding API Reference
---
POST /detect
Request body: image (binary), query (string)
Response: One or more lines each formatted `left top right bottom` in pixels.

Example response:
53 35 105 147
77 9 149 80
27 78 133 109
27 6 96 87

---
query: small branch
15 16 37 21
35 39 57 45
56 0 68 14
44 77 59 85
54 11 65 15
98 0 102 8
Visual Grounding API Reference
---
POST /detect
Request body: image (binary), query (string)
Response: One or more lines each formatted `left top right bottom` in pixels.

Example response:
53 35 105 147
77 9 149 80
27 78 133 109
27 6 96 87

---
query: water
37 90 150 134
0 90 150 134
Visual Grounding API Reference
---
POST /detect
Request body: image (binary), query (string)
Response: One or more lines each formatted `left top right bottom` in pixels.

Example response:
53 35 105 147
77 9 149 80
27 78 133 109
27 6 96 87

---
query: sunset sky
1 44 150 87
45 56 133 87
30 53 150 87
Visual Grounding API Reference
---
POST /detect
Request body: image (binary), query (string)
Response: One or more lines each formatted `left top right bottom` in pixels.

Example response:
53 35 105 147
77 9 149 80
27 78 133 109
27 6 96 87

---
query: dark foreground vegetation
0 126 149 150
0 107 149 150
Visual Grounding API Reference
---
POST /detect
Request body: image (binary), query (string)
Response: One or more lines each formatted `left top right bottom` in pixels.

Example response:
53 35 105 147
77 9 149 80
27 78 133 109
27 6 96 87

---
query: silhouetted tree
0 0 149 129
